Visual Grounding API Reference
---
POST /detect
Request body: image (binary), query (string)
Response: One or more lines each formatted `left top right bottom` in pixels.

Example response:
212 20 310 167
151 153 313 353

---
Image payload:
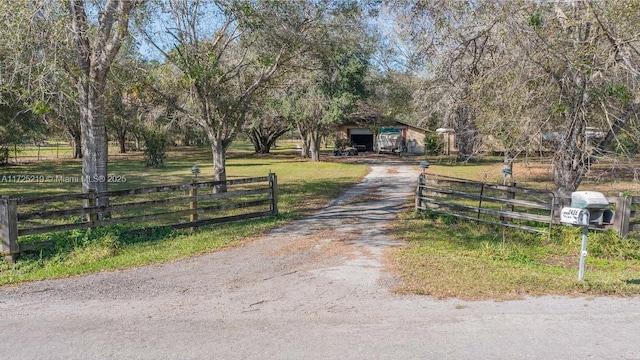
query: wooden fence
415 173 640 237
1 174 278 263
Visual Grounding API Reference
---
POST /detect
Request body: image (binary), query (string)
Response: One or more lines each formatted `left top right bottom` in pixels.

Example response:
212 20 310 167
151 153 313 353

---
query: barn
335 119 430 155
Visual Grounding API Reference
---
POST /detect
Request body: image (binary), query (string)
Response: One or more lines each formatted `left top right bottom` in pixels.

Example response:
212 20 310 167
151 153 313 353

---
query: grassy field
388 154 640 299
0 142 369 284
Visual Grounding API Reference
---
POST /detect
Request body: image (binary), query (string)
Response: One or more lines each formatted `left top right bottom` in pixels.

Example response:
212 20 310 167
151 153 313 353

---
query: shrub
0 146 8 165
424 133 443 155
143 128 167 167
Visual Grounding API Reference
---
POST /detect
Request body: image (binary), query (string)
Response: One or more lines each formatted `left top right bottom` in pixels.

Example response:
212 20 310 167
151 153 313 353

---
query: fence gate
415 173 557 235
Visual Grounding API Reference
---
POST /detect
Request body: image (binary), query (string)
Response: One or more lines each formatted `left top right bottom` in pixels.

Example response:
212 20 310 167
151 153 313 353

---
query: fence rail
415 173 640 237
1 174 278 263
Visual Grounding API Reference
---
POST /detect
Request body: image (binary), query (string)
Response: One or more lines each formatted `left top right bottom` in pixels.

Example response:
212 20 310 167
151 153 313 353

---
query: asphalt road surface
1 159 640 359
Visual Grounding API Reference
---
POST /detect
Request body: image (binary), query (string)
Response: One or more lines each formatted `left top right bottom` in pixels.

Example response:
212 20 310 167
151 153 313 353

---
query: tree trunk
552 114 587 197
248 129 270 154
183 128 191 146
71 0 134 216
72 131 82 159
503 150 515 185
247 124 289 154
453 104 476 162
551 71 590 197
309 131 321 162
117 132 127 153
210 136 228 193
79 81 109 210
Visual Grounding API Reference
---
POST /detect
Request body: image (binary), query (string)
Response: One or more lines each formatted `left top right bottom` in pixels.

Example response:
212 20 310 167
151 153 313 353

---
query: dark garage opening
350 134 374 152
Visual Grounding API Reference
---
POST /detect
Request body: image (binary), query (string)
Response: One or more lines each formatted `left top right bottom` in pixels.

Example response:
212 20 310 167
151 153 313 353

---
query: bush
424 134 443 155
143 128 167 167
0 146 8 165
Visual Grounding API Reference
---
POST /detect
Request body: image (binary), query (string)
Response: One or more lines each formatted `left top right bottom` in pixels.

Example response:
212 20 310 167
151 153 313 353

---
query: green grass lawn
0 142 368 284
387 207 640 300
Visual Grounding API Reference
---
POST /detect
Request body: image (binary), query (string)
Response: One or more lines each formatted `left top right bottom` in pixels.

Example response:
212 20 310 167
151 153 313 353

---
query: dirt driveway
1 157 640 359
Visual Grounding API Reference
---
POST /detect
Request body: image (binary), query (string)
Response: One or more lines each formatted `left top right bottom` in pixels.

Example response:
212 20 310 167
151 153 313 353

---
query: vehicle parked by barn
376 128 403 154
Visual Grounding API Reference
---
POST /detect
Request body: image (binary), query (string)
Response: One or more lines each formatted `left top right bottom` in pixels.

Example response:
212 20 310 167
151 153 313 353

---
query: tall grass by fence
1 174 278 263
415 173 640 237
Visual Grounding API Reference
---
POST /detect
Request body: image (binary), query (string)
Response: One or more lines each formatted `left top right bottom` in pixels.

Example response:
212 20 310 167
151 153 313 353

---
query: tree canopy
1 0 639 194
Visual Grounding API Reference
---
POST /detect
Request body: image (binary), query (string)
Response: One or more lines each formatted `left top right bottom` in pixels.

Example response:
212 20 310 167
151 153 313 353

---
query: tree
283 4 373 161
0 91 45 159
244 93 290 154
520 1 640 195
0 0 53 158
105 47 148 154
145 0 336 190
388 0 640 194
70 0 140 208
388 0 505 162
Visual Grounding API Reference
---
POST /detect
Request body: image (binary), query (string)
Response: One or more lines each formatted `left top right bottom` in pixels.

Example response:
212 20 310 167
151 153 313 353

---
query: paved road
1 161 640 359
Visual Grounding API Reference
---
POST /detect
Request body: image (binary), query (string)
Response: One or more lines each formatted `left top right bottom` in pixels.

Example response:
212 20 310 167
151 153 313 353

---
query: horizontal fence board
19 221 92 236
19 241 54 252
15 192 90 205
19 199 271 236
173 211 273 229
193 187 271 202
418 185 553 210
13 177 270 204
19 207 88 221
18 195 187 221
196 199 270 214
18 187 273 221
418 196 552 223
421 174 556 197
195 177 269 188
81 188 271 216
416 206 550 234
102 184 190 197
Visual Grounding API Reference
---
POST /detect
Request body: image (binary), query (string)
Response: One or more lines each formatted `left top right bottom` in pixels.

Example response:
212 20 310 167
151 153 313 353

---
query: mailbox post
560 191 611 281
560 207 590 281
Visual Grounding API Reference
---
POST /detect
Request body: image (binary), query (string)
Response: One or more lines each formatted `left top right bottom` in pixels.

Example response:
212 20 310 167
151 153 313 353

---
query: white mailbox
568 191 612 226
570 191 609 210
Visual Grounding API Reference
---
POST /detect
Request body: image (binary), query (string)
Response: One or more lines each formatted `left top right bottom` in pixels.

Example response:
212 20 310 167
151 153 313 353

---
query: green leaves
528 10 543 30
591 83 634 105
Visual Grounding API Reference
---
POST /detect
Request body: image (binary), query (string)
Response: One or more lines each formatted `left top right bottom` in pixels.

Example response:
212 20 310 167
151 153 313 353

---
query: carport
349 129 374 152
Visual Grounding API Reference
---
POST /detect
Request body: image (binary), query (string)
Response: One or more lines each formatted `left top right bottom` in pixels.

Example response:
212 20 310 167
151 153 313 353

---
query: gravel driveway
1 158 640 359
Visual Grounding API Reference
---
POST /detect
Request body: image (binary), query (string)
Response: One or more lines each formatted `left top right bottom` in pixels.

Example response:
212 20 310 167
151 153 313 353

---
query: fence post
477 183 485 220
269 173 278 215
614 193 631 238
507 183 516 212
415 174 424 210
86 189 97 224
190 182 198 230
0 196 19 263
